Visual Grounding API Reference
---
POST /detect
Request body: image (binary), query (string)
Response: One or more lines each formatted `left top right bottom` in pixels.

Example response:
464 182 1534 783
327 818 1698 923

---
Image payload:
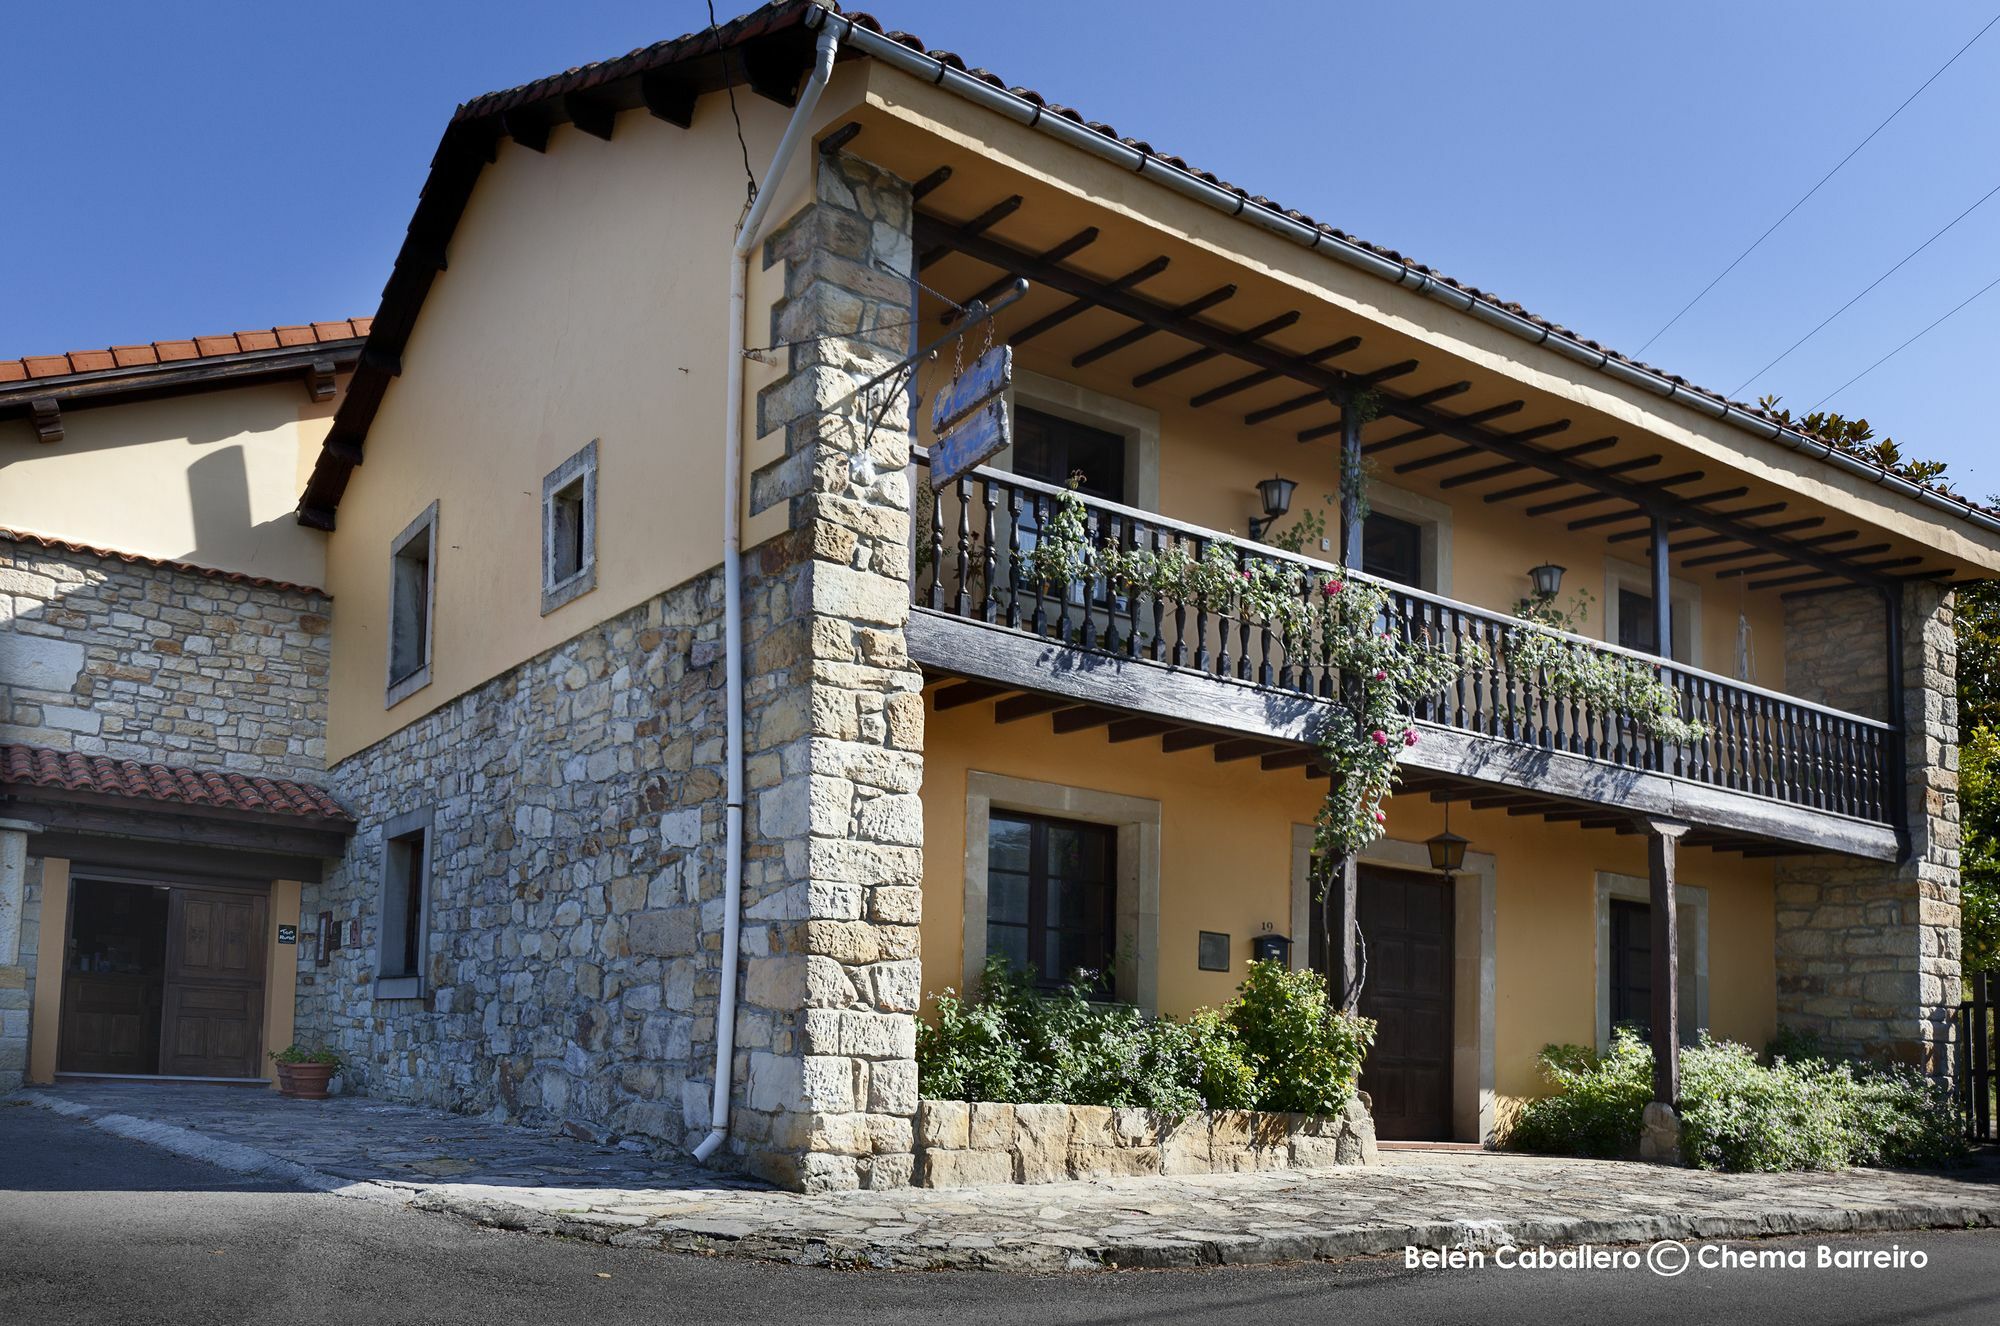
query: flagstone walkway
24 1084 2000 1271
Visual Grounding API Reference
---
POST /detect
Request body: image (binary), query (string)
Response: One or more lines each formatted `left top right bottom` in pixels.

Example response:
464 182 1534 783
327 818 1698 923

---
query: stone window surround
540 439 599 616
1360 481 1453 597
993 369 1162 513
960 771 1161 1011
1601 554 1702 669
1289 828 1497 1145
1594 870 1708 1053
385 500 439 708
374 805 434 1001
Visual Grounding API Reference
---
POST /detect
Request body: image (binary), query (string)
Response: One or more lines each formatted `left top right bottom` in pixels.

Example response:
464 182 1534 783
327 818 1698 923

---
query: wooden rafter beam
1011 256 1170 346
1519 458 1664 515
917 195 1024 269
911 216 1900 587
1051 706 1119 734
1108 716 1179 743
1260 748 1319 771
1308 381 1470 444
1363 398 1521 456
1568 484 1740 534
641 72 698 127
931 680 1008 710
1661 515 1826 554
1437 437 1617 489
1192 338 1360 408
1395 420 1572 476
944 227 1098 324
1162 728 1226 753
909 166 953 200
1719 543 1890 579
1747 556 1922 592
1134 310 1299 387
994 694 1069 723
1073 283 1236 368
1682 528 1852 569
1215 738 1285 762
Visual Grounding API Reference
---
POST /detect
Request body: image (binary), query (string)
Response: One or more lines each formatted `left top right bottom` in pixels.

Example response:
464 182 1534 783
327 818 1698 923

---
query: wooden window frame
374 806 433 1000
986 810 1118 995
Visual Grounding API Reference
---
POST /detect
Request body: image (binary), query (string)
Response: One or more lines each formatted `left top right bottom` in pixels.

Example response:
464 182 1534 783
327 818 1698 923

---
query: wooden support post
1650 512 1673 659
1340 396 1364 566
1647 819 1687 1104
1325 851 1360 1012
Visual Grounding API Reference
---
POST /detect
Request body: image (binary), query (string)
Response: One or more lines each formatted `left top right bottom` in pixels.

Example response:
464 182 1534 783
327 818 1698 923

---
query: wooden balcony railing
915 454 1897 826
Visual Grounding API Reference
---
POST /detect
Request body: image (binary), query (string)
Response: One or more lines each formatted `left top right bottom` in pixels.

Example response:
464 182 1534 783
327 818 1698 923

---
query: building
1 1 1989 1190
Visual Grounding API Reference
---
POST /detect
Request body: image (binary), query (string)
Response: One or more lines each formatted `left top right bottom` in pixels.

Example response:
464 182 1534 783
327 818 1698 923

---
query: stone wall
0 855 37 1092
724 150 926 1191
0 535 330 781
915 1099 1379 1187
1783 587 1890 722
1776 583 1960 1074
295 572 732 1148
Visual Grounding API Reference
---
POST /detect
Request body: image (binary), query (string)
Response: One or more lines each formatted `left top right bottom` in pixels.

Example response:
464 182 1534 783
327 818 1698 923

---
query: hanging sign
928 346 1013 485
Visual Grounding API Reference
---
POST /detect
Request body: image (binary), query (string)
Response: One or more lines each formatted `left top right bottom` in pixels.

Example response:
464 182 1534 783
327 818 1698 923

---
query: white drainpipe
693 19 845 1165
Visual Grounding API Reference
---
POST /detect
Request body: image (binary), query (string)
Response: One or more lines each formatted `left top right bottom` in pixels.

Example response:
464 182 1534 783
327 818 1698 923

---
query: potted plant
269 1044 341 1099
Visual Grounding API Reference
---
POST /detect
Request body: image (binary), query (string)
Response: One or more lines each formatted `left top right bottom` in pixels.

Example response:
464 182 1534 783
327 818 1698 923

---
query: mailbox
1251 933 1292 966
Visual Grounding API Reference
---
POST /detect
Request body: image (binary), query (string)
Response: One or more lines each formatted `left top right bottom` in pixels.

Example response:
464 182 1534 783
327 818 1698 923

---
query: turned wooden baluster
927 478 945 610
979 478 998 622
1004 484 1023 629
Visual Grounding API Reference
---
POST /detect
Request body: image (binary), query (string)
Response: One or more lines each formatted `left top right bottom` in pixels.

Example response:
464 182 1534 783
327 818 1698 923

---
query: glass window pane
1047 824 1108 880
989 816 1031 873
987 871 1029 925
988 923 1029 975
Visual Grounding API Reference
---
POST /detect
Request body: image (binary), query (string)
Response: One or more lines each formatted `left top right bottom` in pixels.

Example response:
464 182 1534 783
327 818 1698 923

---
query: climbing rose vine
1027 483 1472 857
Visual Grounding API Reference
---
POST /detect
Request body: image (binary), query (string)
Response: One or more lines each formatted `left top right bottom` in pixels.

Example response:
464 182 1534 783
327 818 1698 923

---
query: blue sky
5 1 1995 495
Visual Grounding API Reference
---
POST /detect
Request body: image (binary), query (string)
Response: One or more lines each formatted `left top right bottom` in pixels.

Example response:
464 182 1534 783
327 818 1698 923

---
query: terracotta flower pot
274 1061 336 1099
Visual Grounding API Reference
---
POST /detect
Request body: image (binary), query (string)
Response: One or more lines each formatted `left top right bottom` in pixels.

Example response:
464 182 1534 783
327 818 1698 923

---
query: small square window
376 808 433 999
386 501 438 706
541 440 598 614
1197 930 1231 972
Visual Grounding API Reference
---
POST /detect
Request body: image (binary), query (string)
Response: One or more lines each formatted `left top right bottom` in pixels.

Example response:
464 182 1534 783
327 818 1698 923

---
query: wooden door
159 889 268 1078
1356 865 1454 1140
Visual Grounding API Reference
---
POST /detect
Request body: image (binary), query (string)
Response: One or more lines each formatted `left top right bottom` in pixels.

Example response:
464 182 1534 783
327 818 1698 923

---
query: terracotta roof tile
1 318 372 385
1 742 352 823
0 525 329 598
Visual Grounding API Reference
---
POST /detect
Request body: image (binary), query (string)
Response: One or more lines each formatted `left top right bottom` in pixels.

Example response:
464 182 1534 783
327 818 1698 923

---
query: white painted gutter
809 5 2000 540
694 19 843 1165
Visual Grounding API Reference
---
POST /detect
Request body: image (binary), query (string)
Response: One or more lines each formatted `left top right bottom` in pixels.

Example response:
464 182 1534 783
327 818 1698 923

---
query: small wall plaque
277 924 298 945
1197 930 1230 972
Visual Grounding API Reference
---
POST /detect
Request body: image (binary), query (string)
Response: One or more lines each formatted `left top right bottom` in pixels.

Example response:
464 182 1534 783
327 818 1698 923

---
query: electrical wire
1811 272 2000 409
1729 178 2000 397
708 0 758 213
1635 11 2000 356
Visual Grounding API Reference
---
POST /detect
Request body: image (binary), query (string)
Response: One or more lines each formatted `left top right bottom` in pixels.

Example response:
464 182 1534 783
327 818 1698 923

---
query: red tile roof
1 743 352 823
0 319 371 385
0 526 328 598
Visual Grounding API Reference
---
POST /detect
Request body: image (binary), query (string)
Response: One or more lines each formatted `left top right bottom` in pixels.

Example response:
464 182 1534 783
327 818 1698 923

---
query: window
386 501 438 705
1608 898 1652 1035
1604 561 1697 665
376 808 433 999
986 811 1118 995
541 440 598 614
1013 407 1127 501
1362 512 1424 588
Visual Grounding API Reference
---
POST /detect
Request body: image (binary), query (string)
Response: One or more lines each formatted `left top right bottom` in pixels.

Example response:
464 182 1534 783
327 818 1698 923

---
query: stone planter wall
915 1097 1378 1188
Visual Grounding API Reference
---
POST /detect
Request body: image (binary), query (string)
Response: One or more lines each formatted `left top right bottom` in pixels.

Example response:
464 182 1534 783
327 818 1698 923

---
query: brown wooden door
1356 865 1454 1140
59 973 162 1074
159 889 268 1078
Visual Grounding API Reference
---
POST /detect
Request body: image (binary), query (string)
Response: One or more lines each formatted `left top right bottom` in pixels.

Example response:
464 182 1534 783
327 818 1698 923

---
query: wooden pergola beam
1437 437 1616 489
912 216 1899 587
1135 310 1299 387
1395 420 1572 476
931 680 1009 710
1682 527 1852 568
917 195 1024 269
1010 255 1170 346
1362 398 1521 455
1194 338 1360 408
945 227 1099 324
994 694 1069 724
1309 381 1470 444
1074 283 1236 368
1108 716 1180 743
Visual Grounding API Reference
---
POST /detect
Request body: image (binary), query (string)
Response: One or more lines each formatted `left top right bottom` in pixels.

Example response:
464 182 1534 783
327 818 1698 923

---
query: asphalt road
4 1101 1998 1326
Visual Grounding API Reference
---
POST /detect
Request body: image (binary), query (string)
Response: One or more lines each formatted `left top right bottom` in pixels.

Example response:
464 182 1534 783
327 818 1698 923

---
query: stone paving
25 1084 2000 1272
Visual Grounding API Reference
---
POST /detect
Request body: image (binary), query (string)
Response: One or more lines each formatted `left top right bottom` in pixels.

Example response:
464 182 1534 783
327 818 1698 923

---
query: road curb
25 1091 1999 1273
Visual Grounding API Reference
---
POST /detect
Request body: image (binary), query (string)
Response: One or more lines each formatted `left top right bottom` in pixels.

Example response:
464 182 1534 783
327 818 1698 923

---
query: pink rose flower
1402 728 1419 747
1371 729 1389 746
1373 809 1387 824
1373 669 1387 682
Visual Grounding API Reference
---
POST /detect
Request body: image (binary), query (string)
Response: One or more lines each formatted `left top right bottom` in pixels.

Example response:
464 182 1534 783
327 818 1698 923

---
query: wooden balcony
911 454 1901 860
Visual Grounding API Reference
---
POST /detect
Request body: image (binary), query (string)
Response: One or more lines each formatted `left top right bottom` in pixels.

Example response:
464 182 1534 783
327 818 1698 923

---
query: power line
1812 272 2000 410
1730 178 2000 397
1634 10 2000 357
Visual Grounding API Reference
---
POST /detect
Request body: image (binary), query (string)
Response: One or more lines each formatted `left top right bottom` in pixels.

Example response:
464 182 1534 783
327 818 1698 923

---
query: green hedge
1505 1028 1967 1171
916 957 1374 1115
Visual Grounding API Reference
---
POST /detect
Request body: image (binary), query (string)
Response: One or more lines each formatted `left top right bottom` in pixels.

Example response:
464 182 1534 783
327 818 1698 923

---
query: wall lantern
1426 801 1470 879
1249 474 1298 539
1527 562 1567 600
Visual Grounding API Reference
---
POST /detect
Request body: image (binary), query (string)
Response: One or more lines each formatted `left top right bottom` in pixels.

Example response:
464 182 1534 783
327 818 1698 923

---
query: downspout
693 16 844 1164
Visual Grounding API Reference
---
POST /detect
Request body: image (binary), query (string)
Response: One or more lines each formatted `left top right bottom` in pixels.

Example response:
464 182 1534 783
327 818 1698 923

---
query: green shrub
1227 961 1375 1115
1505 1029 1968 1172
915 957 1368 1114
1506 1032 1652 1159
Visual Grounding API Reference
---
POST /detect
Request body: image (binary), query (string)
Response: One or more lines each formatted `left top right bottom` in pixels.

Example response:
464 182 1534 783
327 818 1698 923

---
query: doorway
1355 864 1455 1141
59 877 269 1080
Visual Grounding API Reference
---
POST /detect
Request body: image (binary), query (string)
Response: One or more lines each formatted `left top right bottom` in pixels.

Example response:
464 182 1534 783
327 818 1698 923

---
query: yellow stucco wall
321 75 868 764
920 692 1778 1109
0 383 333 588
